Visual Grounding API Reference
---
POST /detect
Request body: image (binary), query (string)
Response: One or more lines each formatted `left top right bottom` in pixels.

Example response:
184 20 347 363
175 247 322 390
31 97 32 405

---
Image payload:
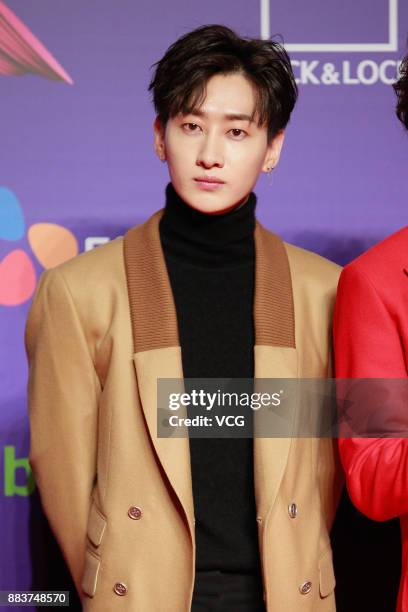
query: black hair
393 53 408 130
148 24 298 142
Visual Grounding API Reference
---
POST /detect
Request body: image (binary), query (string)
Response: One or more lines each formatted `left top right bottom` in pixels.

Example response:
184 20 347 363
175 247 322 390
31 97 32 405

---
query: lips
194 177 225 192
194 176 225 184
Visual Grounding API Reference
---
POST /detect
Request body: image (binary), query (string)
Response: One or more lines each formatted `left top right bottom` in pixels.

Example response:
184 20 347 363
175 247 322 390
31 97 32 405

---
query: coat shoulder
284 241 341 293
343 226 408 284
29 237 128 339
342 226 408 299
51 235 125 282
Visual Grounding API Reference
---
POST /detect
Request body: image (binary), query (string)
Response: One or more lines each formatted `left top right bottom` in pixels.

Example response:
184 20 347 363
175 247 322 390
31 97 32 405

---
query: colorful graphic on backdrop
0 0 73 83
0 187 78 306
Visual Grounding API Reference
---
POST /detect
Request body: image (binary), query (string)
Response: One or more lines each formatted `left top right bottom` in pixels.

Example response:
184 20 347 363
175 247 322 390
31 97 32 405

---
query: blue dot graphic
0 187 25 241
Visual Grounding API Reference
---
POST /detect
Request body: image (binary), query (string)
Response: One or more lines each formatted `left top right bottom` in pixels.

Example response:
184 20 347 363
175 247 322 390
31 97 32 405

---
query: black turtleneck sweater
159 183 263 578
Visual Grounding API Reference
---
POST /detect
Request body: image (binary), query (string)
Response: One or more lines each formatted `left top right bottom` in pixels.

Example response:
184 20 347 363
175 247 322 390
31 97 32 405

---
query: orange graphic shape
0 249 36 306
28 223 78 269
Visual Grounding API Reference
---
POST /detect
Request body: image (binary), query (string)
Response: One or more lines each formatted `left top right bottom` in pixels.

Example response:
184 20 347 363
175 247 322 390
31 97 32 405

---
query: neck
159 183 256 268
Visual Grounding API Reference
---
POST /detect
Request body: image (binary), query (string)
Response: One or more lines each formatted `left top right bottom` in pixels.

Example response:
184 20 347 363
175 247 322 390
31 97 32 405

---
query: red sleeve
334 263 408 521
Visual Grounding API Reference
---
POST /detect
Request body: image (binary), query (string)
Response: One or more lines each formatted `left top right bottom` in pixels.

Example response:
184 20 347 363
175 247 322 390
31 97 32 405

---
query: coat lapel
252 223 297 519
123 208 297 528
123 210 195 534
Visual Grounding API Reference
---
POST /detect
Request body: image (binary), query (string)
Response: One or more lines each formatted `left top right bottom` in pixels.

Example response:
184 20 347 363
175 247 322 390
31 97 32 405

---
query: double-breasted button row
289 502 310 596
299 581 312 595
288 502 298 518
114 582 128 596
113 506 143 596
288 501 310 596
128 505 142 520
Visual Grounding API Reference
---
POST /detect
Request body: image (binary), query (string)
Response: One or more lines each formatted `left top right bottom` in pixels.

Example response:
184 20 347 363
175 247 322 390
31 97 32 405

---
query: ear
153 117 166 161
262 130 285 173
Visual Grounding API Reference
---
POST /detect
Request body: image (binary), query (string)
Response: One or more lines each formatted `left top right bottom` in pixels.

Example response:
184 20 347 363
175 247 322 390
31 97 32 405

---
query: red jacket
334 226 408 612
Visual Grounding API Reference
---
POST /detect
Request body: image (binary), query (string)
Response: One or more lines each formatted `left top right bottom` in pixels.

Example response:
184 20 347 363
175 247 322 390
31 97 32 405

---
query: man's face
154 72 284 215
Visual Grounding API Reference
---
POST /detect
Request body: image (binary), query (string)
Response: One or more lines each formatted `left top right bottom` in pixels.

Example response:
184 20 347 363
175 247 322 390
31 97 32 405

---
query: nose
196 134 224 169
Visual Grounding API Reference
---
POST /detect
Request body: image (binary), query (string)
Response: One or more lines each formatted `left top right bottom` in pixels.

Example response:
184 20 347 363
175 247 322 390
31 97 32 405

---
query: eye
229 128 247 139
182 123 202 133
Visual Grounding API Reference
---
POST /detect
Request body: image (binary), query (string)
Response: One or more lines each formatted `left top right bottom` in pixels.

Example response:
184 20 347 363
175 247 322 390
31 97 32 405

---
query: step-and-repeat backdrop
1 0 407 609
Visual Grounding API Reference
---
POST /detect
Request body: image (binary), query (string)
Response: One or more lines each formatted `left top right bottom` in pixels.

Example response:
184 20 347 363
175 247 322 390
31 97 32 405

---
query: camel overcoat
25 208 342 611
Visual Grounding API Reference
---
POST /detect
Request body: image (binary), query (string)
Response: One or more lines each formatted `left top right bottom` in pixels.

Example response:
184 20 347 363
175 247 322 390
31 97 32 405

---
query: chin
205 203 242 216
184 193 245 216
192 202 234 216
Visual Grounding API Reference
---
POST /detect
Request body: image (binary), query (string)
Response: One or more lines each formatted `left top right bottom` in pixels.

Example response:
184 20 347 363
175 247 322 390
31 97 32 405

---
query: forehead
190 72 257 118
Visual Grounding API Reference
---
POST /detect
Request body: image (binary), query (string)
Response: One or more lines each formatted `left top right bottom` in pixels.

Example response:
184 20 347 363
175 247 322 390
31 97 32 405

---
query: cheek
228 138 267 166
230 148 265 177
166 138 192 169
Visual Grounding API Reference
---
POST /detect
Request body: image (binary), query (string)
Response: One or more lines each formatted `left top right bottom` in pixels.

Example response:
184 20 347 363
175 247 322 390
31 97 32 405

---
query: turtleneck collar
159 182 256 268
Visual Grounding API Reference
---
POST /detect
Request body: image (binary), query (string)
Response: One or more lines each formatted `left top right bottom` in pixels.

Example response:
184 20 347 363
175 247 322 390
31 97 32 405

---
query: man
26 25 342 611
334 54 408 612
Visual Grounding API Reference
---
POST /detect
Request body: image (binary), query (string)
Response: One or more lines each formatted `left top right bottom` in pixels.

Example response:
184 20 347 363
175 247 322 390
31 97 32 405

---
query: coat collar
124 208 297 531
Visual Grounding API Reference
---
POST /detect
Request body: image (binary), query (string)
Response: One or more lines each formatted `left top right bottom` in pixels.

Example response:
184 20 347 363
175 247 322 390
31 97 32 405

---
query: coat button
128 506 142 520
113 582 128 596
288 502 298 518
299 581 312 595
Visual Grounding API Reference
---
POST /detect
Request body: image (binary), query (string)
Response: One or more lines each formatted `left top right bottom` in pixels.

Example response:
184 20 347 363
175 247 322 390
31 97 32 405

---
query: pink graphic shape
28 223 78 269
0 249 36 306
0 1 73 84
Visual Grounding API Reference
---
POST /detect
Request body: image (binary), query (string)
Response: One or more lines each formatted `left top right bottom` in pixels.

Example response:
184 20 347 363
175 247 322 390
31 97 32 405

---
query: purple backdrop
1 0 407 604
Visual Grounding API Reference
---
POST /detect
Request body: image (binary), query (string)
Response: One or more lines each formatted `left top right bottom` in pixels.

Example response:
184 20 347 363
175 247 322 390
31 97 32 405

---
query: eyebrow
187 109 254 123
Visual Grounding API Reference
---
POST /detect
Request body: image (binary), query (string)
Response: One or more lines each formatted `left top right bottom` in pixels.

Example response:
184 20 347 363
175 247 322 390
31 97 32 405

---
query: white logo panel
260 0 398 52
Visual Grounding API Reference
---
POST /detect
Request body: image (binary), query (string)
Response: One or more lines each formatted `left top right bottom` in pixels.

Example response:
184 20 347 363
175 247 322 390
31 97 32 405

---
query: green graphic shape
4 445 35 496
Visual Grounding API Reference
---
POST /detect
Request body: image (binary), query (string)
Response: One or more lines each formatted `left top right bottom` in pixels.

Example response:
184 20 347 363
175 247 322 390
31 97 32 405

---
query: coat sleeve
334 263 408 521
25 267 101 597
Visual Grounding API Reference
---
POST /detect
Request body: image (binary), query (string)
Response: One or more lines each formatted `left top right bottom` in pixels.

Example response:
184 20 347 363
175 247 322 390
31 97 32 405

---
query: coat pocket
319 547 336 598
86 499 107 547
81 548 101 597
81 501 107 597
